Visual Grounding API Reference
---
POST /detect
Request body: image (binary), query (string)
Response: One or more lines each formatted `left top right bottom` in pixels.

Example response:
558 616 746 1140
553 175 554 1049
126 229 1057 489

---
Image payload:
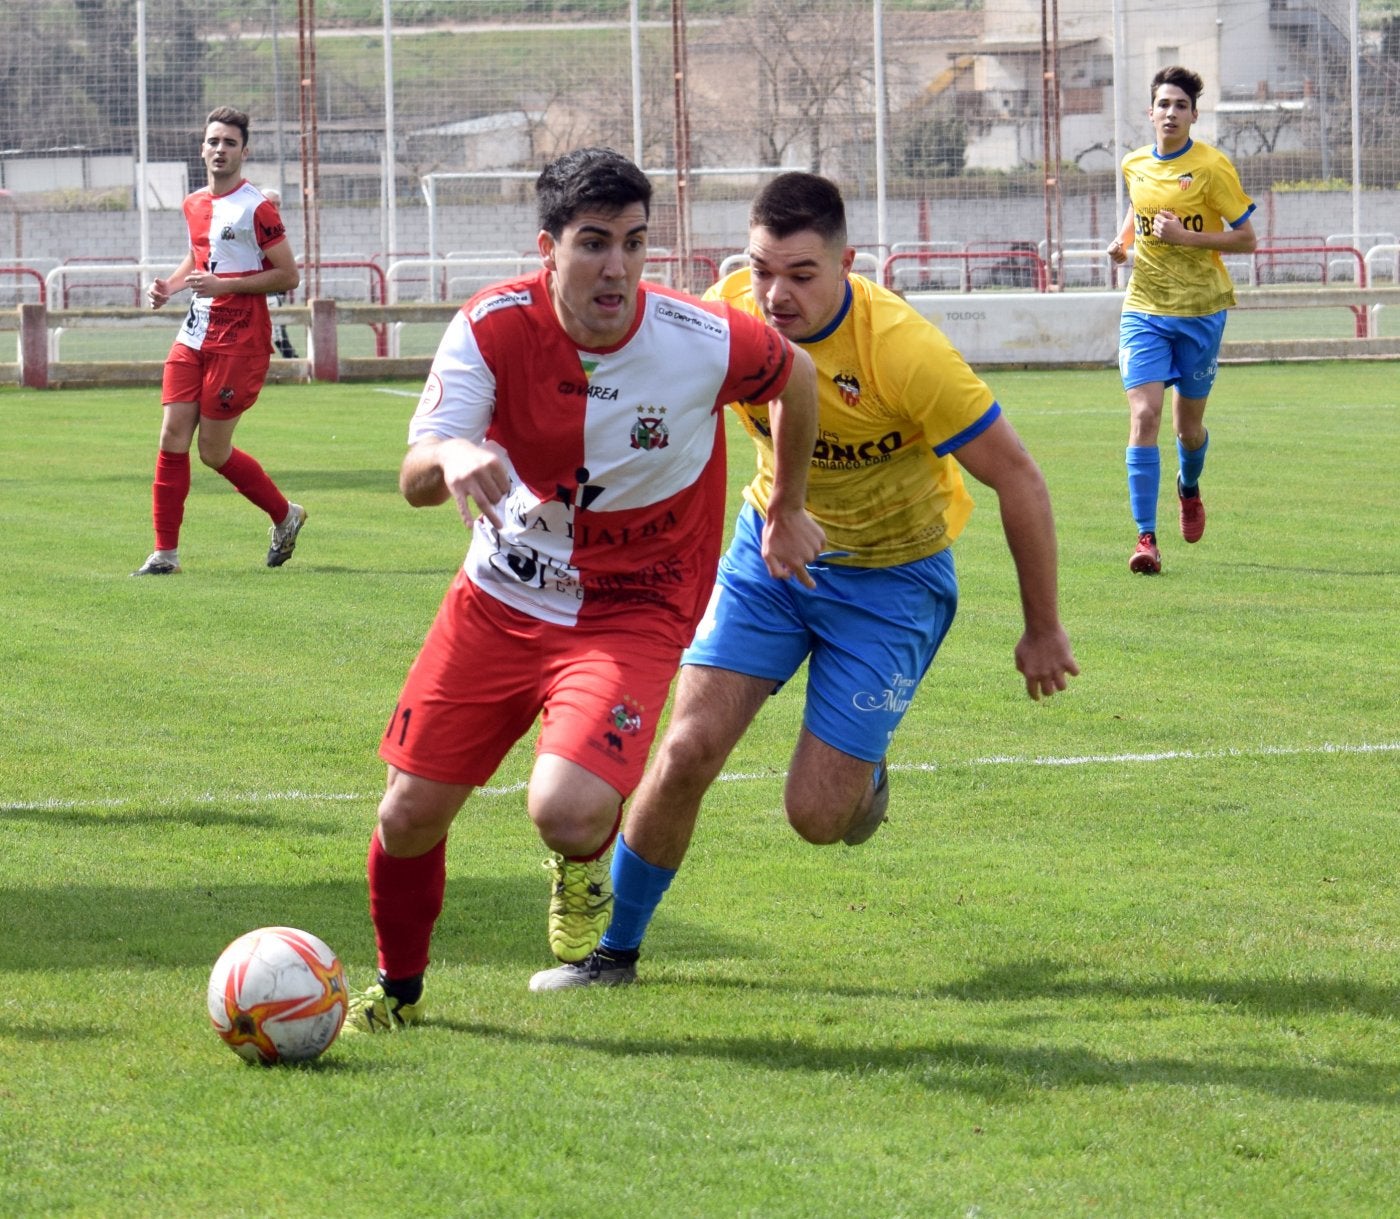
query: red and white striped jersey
174 180 288 353
409 269 797 644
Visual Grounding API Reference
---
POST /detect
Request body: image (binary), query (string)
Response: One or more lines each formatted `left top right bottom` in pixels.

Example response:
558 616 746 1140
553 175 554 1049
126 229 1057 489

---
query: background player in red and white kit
133 106 305 576
346 147 825 1033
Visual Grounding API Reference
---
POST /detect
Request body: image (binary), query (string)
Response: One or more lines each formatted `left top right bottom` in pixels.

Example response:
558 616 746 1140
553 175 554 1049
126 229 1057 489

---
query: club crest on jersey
629 405 670 451
220 225 236 240
834 372 861 407
1178 173 1193 190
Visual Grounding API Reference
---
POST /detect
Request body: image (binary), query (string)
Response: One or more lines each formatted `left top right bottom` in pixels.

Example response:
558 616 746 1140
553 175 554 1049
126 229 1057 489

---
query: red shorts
162 343 271 418
380 570 684 795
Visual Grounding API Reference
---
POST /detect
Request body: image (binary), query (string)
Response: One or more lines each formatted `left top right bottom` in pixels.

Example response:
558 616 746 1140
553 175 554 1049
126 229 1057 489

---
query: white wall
7 189 1394 302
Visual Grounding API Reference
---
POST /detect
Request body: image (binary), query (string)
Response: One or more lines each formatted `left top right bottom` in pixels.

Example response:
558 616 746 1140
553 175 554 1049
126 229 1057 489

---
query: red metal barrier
643 254 721 291
1 266 46 305
60 256 141 307
1250 246 1367 336
306 260 389 355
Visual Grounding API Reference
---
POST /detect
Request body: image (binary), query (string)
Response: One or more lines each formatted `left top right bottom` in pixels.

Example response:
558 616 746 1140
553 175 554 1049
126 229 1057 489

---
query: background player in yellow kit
1108 65 1257 575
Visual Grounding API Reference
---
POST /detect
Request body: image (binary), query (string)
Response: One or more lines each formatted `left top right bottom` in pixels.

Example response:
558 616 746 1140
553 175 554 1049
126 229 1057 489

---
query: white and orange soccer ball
207 926 348 1065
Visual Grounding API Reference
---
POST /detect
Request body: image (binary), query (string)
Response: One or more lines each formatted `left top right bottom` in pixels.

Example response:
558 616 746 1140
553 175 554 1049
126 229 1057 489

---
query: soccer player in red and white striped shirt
134 106 305 576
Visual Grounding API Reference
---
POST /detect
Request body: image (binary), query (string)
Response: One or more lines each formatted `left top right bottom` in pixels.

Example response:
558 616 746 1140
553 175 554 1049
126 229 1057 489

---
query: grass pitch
1 364 1397 1217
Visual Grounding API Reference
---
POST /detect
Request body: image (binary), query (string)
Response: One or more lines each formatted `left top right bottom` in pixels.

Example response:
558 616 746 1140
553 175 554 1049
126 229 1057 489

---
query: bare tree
690 0 875 175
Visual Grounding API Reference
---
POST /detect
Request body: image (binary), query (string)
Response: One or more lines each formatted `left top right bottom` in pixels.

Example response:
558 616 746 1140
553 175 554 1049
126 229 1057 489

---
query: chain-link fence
3 0 1398 314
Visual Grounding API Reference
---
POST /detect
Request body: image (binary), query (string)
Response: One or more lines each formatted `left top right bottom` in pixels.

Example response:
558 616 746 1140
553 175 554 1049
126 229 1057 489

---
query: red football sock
215 447 289 523
367 832 447 979
152 449 191 551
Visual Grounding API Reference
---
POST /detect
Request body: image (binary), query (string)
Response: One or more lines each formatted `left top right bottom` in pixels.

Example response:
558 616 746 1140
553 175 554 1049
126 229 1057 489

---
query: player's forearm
1175 226 1256 255
766 349 818 516
399 443 453 507
213 266 301 296
166 253 196 290
997 472 1064 636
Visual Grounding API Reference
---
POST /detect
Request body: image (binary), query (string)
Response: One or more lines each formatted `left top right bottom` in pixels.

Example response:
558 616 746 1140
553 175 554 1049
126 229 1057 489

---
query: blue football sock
1126 445 1160 536
1177 431 1209 490
600 834 677 954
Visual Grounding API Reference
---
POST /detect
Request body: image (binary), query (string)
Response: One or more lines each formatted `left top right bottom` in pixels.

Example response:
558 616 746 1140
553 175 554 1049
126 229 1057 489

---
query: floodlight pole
630 0 643 164
1350 0 1361 248
670 0 693 293
297 0 322 298
873 0 888 260
136 0 150 264
383 0 398 262
1111 0 1127 239
272 0 288 203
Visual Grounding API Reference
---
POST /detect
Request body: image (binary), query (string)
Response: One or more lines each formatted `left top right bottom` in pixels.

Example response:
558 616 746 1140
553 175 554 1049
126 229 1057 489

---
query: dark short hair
1150 66 1203 109
205 106 250 145
535 148 652 238
748 172 847 246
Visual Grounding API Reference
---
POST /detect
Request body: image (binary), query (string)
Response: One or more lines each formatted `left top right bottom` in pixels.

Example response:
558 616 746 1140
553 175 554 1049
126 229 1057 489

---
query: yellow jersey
1122 138 1255 316
706 271 999 567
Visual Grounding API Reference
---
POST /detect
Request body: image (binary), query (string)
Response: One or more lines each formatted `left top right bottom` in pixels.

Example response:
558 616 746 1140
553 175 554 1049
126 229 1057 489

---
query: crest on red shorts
610 699 644 735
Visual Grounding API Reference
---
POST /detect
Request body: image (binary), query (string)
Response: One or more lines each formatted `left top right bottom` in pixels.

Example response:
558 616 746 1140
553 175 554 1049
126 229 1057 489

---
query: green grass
1 364 1398 1217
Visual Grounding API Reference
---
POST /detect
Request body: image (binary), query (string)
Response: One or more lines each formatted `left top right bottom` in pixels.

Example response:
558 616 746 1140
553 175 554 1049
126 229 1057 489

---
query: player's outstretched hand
761 507 826 590
147 278 171 310
438 439 510 530
1014 626 1079 701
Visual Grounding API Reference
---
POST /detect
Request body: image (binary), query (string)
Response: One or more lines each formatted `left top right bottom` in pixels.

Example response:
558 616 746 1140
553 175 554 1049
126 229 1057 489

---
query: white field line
3 740 1395 813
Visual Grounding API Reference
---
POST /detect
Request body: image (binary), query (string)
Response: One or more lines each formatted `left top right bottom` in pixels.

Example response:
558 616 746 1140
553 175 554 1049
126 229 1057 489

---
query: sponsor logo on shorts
852 671 917 714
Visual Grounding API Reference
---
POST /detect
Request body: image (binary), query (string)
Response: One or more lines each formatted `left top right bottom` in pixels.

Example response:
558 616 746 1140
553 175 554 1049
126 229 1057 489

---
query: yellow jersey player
530 171 1079 991
1108 65 1257 574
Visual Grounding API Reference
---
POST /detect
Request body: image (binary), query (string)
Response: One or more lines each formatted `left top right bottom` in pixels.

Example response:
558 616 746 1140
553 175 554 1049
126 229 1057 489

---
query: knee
528 789 616 856
197 441 229 470
377 787 457 856
1175 423 1207 450
653 722 730 790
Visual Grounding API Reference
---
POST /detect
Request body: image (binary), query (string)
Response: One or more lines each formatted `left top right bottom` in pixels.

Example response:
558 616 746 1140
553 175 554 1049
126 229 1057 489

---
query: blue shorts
682 504 958 763
1119 310 1227 396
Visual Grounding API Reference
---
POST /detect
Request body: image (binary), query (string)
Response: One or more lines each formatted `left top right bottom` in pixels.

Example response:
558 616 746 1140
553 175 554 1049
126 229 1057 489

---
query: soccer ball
207 926 348 1065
